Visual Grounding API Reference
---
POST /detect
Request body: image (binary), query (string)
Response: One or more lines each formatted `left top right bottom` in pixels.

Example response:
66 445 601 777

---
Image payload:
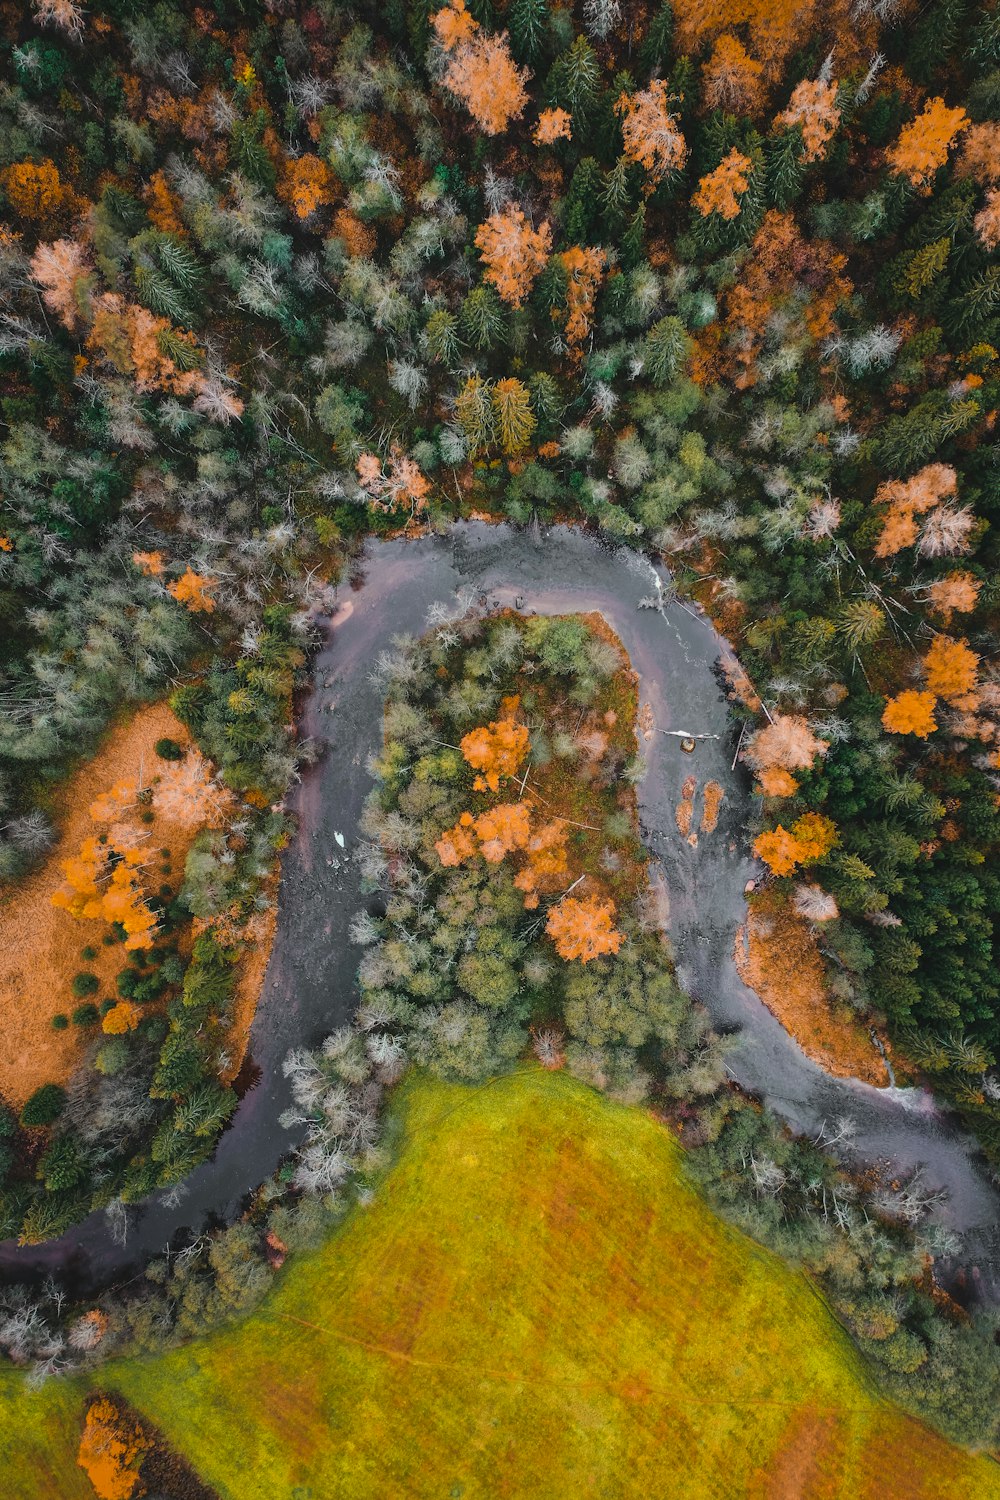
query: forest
1 0 1000 1489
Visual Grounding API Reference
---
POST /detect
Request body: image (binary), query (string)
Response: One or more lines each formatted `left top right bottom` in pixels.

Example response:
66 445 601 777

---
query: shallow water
3 523 998 1299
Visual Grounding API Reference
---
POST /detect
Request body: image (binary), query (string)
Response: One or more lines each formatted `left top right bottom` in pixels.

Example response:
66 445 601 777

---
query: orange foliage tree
926 571 980 622
534 108 572 145
974 190 1000 251
102 1001 143 1035
3 159 66 221
433 1 529 136
560 245 608 350
923 635 980 704
77 1397 151 1500
52 836 159 949
777 78 841 164
475 208 552 308
754 812 838 876
887 97 968 191
744 714 829 776
278 153 337 220
168 567 217 613
692 149 753 219
356 447 431 517
459 708 529 791
957 122 1000 185
673 0 821 81
30 238 92 330
701 34 765 115
872 463 958 559
882 689 937 738
471 802 532 861
616 81 688 183
546 894 625 964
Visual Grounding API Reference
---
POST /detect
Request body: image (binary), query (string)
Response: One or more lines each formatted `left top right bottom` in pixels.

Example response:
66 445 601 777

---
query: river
2 523 998 1299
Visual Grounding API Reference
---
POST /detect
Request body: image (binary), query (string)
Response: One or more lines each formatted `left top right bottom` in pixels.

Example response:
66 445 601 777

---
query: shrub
72 1003 100 1027
51 1013 69 1031
20 1083 67 1127
80 945 98 961
72 971 99 998
154 737 184 760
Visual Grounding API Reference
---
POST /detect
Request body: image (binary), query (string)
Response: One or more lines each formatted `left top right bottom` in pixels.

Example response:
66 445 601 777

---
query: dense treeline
0 0 998 1282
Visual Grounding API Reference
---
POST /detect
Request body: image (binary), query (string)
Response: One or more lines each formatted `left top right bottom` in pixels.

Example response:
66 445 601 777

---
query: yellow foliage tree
491 377 536 453
3 158 66 221
546 894 625 964
882 690 937 738
102 1001 142 1035
754 812 838 875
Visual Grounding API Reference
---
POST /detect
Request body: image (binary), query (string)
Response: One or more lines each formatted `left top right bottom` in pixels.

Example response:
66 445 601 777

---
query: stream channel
3 522 1000 1300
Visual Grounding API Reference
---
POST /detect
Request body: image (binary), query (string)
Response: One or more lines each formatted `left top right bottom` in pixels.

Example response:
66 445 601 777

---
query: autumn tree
692 150 753 219
356 448 431 517
534 108 572 145
882 690 938 738
474 208 552 307
924 635 980 705
77 1397 151 1500
616 81 688 183
30 239 92 330
460 709 529 791
168 568 217 613
777 78 840 164
546 894 625 963
278 153 337 221
887 97 968 191
872 463 959 559
433 1 530 136
491 377 536 453
743 714 829 776
701 34 765 115
560 245 608 350
926 572 980 623
3 159 67 221
754 812 838 876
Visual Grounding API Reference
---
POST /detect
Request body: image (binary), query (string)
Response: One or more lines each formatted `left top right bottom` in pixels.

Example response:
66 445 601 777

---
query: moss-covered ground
7 1068 1000 1497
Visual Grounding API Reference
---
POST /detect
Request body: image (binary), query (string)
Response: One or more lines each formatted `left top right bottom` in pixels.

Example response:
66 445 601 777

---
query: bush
72 1003 100 1027
51 1013 69 1031
80 945 98 961
20 1083 67 1127
154 737 184 760
72 972 100 998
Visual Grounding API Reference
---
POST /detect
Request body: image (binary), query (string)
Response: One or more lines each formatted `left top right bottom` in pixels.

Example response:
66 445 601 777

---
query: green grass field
6 1068 1000 1497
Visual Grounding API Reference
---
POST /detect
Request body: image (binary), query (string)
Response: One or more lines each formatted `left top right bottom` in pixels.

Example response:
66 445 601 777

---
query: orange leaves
30 238 91 331
777 79 840 164
52 836 158 950
756 766 799 798
616 81 688 183
692 149 752 220
974 189 1000 252
560 245 608 350
744 714 828 775
926 571 980 623
3 159 67 221
87 293 204 396
887 97 968 191
882 689 937 738
472 802 532 862
102 1001 142 1035
356 448 431 516
546 895 624 964
434 2 529 136
872 463 958 559
514 821 570 908
168 568 217 613
460 708 529 792
534 108 572 146
278 153 337 221
475 208 552 308
131 550 165 577
701 34 764 115
923 634 980 705
435 812 479 867
957 122 1000 186
77 1397 150 1500
754 812 838 876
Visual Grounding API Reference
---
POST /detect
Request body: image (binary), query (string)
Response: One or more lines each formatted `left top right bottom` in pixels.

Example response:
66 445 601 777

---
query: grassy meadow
5 1068 997 1498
